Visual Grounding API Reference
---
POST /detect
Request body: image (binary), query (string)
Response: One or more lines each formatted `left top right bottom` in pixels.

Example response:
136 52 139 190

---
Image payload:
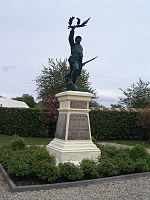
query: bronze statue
65 17 97 91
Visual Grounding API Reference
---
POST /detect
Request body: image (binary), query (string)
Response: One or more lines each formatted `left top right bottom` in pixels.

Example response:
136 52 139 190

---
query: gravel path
99 142 150 153
1 172 150 200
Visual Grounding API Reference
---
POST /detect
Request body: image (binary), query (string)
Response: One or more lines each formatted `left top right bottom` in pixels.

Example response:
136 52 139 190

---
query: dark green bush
129 144 148 161
0 107 51 137
99 145 135 175
10 136 26 151
80 159 99 179
99 145 129 160
115 158 135 175
100 145 119 159
34 160 59 183
6 150 34 177
32 147 55 166
135 159 149 173
99 158 118 177
0 145 12 168
59 162 83 181
90 110 148 140
0 142 149 183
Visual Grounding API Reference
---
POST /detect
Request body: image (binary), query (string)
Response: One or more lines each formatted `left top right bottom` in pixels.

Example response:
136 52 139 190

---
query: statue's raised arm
68 17 90 49
69 28 75 47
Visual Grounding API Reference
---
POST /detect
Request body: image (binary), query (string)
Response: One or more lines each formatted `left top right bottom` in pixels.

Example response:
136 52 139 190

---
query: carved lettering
55 114 67 140
70 101 87 109
68 114 90 140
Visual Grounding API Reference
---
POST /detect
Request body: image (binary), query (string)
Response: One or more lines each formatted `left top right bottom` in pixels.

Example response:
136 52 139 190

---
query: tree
110 103 123 108
36 58 96 100
89 100 105 108
119 78 150 108
35 101 46 109
13 94 36 108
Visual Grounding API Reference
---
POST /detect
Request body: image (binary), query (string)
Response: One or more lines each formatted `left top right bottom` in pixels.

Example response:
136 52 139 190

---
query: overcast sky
0 0 150 107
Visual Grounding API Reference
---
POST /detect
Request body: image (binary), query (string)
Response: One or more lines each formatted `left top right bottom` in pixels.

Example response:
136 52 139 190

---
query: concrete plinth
46 91 101 164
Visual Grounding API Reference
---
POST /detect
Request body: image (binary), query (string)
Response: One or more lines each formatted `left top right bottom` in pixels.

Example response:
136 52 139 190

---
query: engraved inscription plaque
55 114 67 140
70 101 87 109
68 114 90 140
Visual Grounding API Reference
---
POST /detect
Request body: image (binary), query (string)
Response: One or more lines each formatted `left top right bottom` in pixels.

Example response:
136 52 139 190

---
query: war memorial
46 17 101 164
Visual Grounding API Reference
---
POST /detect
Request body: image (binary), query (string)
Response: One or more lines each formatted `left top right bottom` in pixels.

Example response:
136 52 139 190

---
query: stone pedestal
46 91 101 164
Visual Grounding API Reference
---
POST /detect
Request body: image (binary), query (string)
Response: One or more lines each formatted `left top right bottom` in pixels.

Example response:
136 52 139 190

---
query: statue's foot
79 87 86 92
64 83 78 91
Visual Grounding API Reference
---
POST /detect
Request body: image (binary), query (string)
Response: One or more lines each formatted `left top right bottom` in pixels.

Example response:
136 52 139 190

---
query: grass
1 134 150 148
0 135 51 145
100 140 150 148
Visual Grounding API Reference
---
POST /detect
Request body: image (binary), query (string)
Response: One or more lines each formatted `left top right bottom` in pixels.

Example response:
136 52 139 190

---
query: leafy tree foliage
119 78 150 108
110 103 123 108
13 94 36 108
90 100 105 108
43 94 59 122
36 58 96 100
35 101 46 109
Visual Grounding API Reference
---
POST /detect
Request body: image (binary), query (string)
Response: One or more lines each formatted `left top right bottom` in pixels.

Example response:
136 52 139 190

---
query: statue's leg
72 60 79 84
67 57 74 85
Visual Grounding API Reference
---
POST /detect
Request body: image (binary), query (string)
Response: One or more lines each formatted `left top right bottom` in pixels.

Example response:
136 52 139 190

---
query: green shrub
99 145 129 160
80 159 99 179
100 145 119 159
135 158 149 173
129 144 148 161
115 158 135 175
6 150 33 177
32 147 55 165
0 145 12 168
114 148 130 159
90 110 148 140
99 158 118 177
34 160 59 183
98 145 135 176
59 162 83 181
10 136 26 151
0 107 51 137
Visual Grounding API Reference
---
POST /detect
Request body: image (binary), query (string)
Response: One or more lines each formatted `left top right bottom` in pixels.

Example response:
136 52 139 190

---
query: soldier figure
66 27 83 90
65 17 97 91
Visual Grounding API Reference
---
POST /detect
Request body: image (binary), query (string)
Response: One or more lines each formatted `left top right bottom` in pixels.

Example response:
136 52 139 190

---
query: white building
0 97 29 108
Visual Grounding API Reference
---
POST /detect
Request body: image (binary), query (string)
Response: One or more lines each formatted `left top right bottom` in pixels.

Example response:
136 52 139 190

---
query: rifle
82 56 98 67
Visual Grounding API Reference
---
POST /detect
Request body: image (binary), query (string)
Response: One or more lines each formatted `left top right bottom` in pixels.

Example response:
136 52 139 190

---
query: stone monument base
47 138 100 164
46 91 101 164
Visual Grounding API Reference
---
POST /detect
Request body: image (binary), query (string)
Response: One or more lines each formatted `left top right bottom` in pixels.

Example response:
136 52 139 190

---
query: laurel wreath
68 17 90 29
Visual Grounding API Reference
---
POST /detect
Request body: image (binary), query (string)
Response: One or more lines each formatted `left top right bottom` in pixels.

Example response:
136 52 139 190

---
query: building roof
0 97 29 108
90 107 149 112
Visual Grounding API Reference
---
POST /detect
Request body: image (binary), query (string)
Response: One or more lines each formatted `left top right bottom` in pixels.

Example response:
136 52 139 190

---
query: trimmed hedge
90 110 149 140
0 107 149 140
0 107 51 137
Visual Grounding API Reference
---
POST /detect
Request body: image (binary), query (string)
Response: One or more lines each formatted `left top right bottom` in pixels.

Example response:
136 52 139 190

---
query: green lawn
0 135 51 145
1 134 150 148
100 140 150 148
